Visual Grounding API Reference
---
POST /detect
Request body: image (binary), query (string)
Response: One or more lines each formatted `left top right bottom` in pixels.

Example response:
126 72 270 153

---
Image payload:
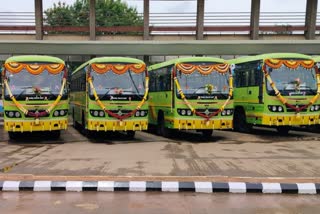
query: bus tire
202 129 213 138
234 108 252 133
127 131 135 139
276 126 290 135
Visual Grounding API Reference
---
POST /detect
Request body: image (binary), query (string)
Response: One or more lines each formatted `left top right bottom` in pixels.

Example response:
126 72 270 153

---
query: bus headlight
310 105 320 112
181 109 186 115
311 105 315 111
90 110 105 117
60 110 65 116
99 111 105 117
53 109 68 117
140 110 145 117
5 111 22 118
15 111 21 118
135 111 140 117
268 105 284 112
187 110 192 116
53 111 59 117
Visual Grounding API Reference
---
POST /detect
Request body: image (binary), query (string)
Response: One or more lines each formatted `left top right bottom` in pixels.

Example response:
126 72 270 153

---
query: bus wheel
51 131 61 140
202 130 213 138
276 126 290 135
8 132 19 140
127 131 135 139
234 108 252 133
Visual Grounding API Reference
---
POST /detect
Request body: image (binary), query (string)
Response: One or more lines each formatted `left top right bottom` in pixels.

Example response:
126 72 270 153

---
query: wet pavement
0 124 320 179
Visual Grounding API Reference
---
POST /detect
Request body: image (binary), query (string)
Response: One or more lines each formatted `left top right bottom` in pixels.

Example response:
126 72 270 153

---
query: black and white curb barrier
0 181 319 194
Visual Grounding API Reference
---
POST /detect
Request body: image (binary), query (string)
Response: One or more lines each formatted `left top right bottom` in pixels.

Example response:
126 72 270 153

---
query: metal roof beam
1 40 320 55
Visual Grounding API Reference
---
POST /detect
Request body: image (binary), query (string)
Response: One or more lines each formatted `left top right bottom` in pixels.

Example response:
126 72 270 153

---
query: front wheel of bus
276 126 290 135
233 108 252 133
202 130 213 138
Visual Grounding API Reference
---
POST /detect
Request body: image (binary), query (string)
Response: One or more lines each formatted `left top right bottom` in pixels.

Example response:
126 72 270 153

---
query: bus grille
195 108 220 115
286 105 308 112
25 110 50 117
107 109 132 117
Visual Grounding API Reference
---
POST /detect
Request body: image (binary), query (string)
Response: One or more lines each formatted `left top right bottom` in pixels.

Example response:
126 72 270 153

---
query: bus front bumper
261 114 320 126
171 118 233 130
4 118 68 132
87 119 148 131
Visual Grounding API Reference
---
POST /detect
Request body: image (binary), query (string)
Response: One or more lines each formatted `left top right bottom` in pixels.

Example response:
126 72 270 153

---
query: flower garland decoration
92 63 146 75
3 66 67 118
263 59 320 112
174 63 233 121
88 65 149 121
5 62 64 75
176 63 229 75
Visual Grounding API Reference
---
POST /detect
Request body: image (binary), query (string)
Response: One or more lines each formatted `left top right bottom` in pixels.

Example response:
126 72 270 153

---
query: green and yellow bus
229 53 320 134
2 55 69 139
148 57 233 137
70 57 148 138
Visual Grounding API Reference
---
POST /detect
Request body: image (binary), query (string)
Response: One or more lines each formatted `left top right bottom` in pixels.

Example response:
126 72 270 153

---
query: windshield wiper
14 86 33 99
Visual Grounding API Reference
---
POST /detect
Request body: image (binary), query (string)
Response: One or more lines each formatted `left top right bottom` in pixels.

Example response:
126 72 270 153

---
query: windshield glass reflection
4 69 66 101
90 68 146 101
266 65 317 96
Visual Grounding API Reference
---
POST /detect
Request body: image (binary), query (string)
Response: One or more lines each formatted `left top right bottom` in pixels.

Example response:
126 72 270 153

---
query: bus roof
5 55 65 64
148 57 226 71
228 53 312 65
73 57 145 74
312 56 320 62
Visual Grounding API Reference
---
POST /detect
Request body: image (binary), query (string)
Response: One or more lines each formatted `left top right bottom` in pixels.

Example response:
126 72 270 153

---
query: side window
149 70 157 92
234 61 262 87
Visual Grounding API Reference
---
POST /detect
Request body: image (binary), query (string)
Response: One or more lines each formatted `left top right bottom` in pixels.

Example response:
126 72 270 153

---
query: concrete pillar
250 0 260 40
89 0 96 41
196 0 205 40
35 0 43 40
305 0 318 40
143 0 150 40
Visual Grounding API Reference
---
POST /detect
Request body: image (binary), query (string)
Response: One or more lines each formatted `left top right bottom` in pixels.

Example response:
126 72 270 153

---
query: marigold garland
264 59 314 70
88 74 149 121
174 67 233 121
176 63 230 75
3 70 67 118
92 63 146 75
5 62 65 75
262 62 320 112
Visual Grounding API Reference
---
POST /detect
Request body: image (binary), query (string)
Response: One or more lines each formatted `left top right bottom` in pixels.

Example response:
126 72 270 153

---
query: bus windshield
90 69 146 101
176 70 229 100
4 69 66 101
266 65 317 96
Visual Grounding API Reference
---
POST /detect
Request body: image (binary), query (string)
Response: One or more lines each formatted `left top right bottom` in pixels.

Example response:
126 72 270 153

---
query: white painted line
195 182 212 193
66 181 83 192
229 182 246 193
297 183 317 194
97 181 114 192
34 181 51 191
3 181 20 191
262 183 282 194
129 181 146 192
162 181 179 192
